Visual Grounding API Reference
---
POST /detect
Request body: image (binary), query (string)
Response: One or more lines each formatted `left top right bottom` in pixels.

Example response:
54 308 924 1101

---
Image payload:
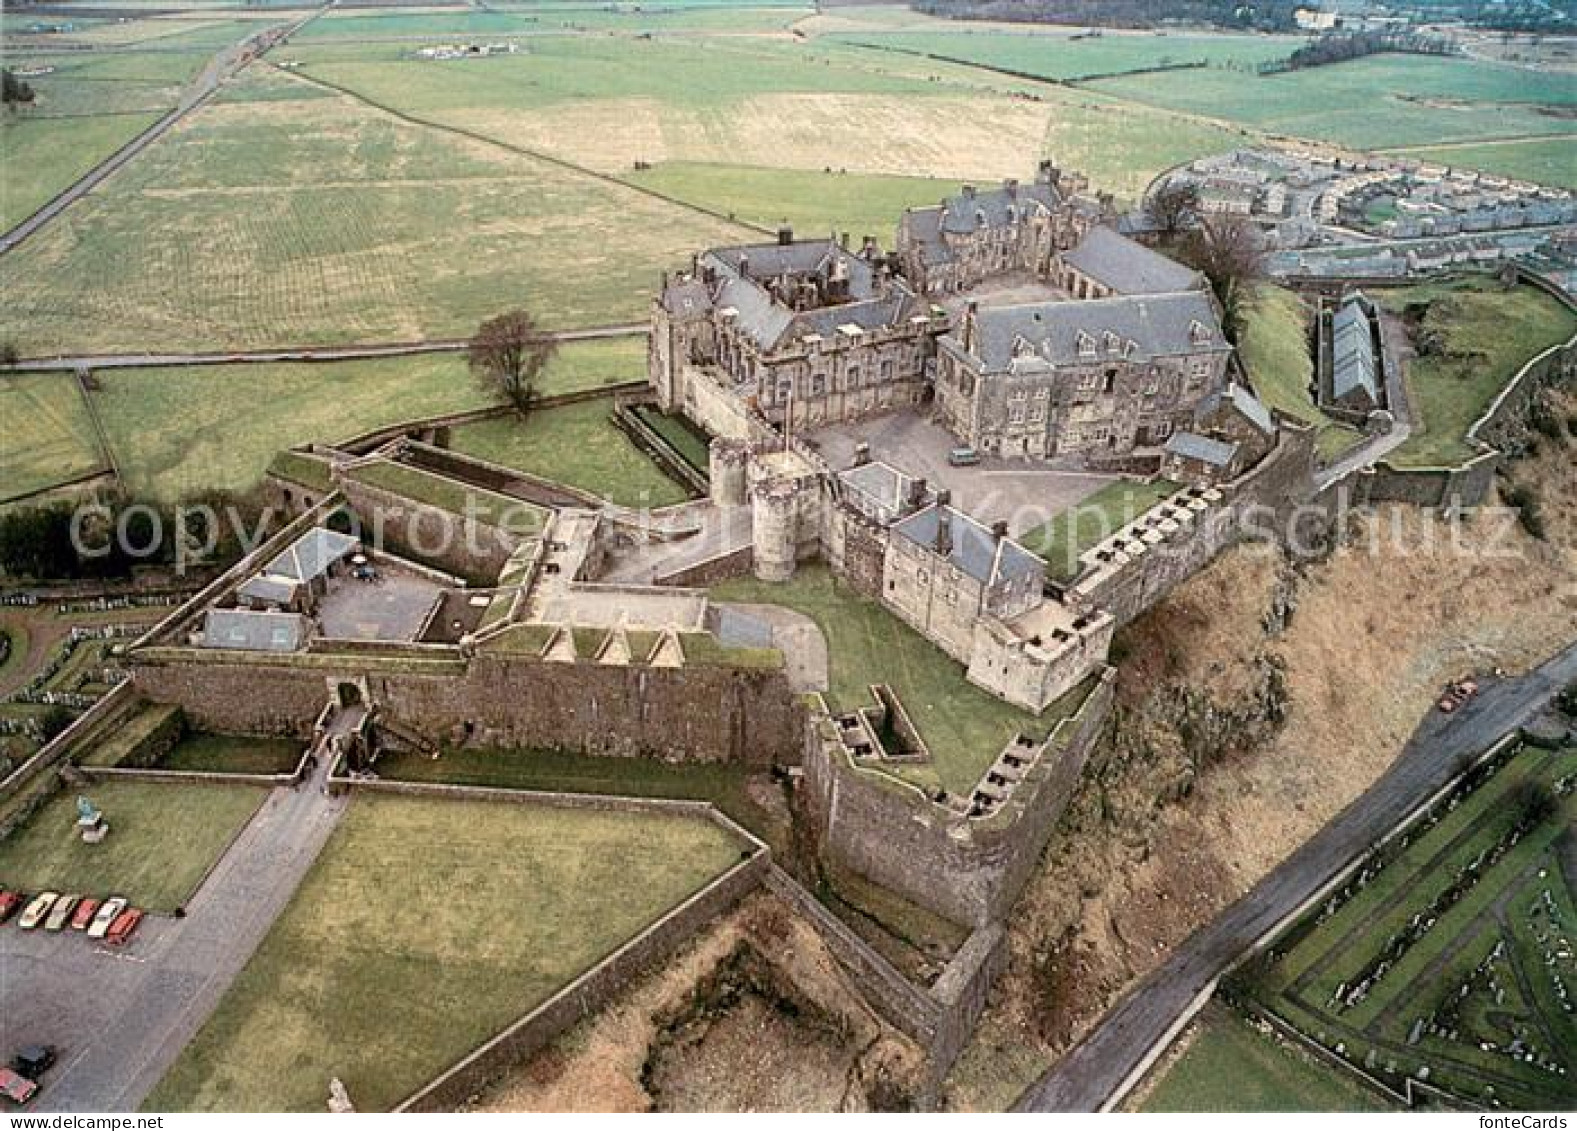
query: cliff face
945 479 1577 1110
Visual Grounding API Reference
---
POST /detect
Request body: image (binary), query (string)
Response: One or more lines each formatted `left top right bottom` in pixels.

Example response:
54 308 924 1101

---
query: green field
0 372 106 502
625 161 960 239
1377 138 1577 191
834 28 1295 81
147 794 743 1111
1232 741 1577 1110
1237 285 1362 462
1138 1008 1391 1112
89 338 640 499
1375 278 1577 468
1087 54 1577 151
1020 478 1180 581
446 396 692 508
711 566 1080 796
158 732 305 775
0 780 265 911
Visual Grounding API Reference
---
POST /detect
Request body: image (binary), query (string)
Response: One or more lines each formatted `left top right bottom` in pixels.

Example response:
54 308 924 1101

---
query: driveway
0 756 349 1112
1014 639 1577 1112
809 411 1115 537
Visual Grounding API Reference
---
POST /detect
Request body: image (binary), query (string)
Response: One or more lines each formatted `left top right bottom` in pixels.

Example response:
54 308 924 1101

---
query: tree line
1260 28 1456 72
910 0 1309 32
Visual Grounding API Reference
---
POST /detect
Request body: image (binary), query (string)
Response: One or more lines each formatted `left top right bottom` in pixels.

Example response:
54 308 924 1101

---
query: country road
0 323 647 372
1014 639 1577 1113
0 8 325 257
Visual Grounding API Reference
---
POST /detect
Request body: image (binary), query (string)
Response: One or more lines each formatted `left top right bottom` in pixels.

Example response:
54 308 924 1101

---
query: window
1028 404 1045 423
1008 405 1025 424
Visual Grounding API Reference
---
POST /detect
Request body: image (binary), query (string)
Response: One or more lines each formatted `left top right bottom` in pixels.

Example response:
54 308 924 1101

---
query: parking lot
808 410 1116 537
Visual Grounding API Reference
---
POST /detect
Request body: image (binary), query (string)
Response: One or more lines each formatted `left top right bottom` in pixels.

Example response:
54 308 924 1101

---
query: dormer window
1124 338 1140 359
1104 331 1121 355
1012 335 1034 358
1076 331 1096 358
1189 319 1211 345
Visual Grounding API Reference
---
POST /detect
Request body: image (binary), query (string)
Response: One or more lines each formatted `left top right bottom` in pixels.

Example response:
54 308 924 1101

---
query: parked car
17 893 57 931
105 908 143 947
0 891 22 924
43 895 80 932
87 897 126 940
0 1068 37 1105
69 898 100 931
1438 678 1480 714
11 1047 54 1079
947 446 981 467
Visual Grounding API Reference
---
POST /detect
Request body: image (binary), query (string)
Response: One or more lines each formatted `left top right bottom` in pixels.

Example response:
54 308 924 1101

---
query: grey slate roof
936 181 1059 236
263 527 358 584
237 574 300 607
1166 431 1239 467
1062 227 1200 295
892 504 1043 585
1331 297 1380 403
202 608 309 652
839 460 934 521
955 291 1227 374
1201 381 1275 436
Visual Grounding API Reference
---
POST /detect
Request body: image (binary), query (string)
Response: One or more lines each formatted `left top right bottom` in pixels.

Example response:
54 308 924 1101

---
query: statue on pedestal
76 795 109 844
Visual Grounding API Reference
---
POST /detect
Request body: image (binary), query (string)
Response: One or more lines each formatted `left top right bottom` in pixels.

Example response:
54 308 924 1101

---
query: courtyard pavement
808 411 1116 537
0 753 349 1112
317 570 443 642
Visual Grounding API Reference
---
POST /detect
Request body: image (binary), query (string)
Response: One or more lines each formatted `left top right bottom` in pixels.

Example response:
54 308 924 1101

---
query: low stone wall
81 742 313 789
130 644 806 767
929 923 1009 1083
336 476 520 585
805 670 1115 928
652 544 752 588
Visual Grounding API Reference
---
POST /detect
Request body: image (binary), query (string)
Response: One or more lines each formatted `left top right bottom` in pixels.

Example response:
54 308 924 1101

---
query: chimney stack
991 519 1009 541
935 488 952 508
908 476 928 509
962 184 976 200
852 442 871 468
777 226 794 246
738 253 749 280
961 300 979 353
935 510 953 557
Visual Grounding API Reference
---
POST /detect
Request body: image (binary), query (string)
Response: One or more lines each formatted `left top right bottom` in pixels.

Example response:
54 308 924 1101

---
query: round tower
751 480 799 582
709 439 748 508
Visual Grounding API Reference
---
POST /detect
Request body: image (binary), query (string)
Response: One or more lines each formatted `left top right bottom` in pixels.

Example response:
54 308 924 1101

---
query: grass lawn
373 745 786 851
1138 1008 1390 1112
624 161 960 240
631 403 712 472
146 794 744 1111
0 372 106 501
711 566 1055 796
1020 478 1178 581
0 780 265 911
1376 278 1577 467
158 733 305 775
89 339 638 499
1237 285 1362 462
0 68 749 354
445 397 692 508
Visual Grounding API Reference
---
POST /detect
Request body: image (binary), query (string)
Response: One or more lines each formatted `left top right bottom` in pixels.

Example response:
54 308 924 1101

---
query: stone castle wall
803 670 1115 927
130 646 806 766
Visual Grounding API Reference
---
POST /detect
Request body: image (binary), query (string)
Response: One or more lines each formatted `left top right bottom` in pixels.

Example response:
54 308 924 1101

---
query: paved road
0 750 350 1111
0 10 322 257
1014 639 1577 1112
2 323 647 372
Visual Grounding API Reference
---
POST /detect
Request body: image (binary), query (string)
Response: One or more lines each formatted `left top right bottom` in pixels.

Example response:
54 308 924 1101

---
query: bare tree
1146 180 1200 237
469 309 556 416
1179 214 1266 339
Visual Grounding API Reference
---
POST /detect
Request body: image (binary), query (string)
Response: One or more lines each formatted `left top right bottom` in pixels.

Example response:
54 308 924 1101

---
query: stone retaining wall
652 544 753 588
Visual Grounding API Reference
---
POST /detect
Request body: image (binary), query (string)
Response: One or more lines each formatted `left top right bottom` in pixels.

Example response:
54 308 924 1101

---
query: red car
1438 679 1480 714
0 891 22 924
0 1068 37 1105
70 898 101 931
105 908 143 947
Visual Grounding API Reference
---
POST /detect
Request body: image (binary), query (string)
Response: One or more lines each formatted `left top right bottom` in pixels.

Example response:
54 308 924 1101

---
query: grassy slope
1139 1009 1390 1112
90 338 641 499
0 780 265 911
1377 279 1577 467
711 565 1046 796
1020 478 1179 581
1377 137 1577 191
0 372 105 500
160 733 304 775
446 398 691 508
1237 285 1361 462
147 795 741 1112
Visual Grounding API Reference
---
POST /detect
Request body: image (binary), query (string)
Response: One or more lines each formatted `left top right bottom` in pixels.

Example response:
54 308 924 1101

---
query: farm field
1374 278 1577 468
445 396 693 509
0 372 106 503
1378 138 1577 191
1086 54 1577 152
0 69 748 354
88 338 640 500
146 794 744 1111
1136 1007 1391 1112
1232 740 1577 1111
1020 478 1180 581
831 27 1295 81
711 566 1089 796
0 779 266 911
1238 286 1362 462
